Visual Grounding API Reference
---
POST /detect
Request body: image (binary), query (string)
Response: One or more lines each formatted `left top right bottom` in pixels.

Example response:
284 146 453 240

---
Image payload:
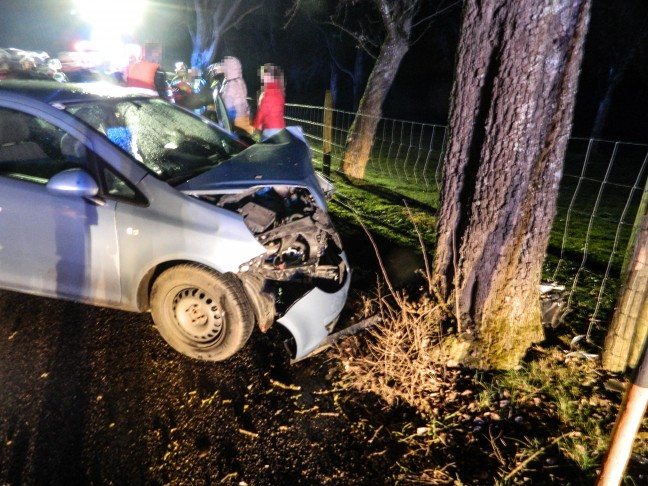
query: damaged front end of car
179 129 350 360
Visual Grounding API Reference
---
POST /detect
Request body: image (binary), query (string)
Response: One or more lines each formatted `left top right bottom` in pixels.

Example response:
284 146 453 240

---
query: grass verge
325 173 647 484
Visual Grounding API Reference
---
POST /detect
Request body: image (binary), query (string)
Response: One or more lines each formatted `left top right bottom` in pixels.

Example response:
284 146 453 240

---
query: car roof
0 79 155 105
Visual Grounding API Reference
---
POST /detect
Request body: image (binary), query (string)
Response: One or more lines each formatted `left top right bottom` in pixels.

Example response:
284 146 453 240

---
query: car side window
101 165 145 204
0 108 86 184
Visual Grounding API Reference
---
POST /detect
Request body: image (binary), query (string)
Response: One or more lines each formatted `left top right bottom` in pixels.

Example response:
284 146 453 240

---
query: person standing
254 64 286 140
218 56 254 134
126 57 166 97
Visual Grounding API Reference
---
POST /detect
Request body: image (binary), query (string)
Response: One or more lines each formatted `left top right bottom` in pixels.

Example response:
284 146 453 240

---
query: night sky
0 0 82 54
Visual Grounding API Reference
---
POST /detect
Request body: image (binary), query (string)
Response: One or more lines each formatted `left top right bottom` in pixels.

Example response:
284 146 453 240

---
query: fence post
622 177 648 279
602 211 648 371
323 90 332 177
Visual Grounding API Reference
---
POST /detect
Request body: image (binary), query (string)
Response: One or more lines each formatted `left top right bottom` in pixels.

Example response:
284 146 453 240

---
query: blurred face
175 62 186 74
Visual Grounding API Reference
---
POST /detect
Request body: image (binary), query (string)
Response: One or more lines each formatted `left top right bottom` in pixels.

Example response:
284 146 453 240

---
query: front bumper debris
277 253 351 360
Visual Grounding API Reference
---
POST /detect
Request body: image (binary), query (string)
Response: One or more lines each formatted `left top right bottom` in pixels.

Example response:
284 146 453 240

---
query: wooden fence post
602 212 648 371
323 90 333 177
622 174 648 279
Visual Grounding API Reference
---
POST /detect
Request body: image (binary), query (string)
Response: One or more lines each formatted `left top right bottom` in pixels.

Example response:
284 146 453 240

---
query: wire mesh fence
286 104 447 195
285 103 648 347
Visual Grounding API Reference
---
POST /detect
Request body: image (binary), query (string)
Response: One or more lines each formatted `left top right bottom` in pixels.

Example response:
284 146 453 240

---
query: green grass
317 143 648 484
318 159 630 338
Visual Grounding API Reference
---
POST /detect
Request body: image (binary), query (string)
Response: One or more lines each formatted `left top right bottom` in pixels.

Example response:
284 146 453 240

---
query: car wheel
150 264 254 361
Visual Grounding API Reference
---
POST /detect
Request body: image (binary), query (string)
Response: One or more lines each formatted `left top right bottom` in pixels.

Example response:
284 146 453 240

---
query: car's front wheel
150 264 254 361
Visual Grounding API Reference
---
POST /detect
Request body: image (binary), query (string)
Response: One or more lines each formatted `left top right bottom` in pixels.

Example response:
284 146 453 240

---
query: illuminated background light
73 0 148 44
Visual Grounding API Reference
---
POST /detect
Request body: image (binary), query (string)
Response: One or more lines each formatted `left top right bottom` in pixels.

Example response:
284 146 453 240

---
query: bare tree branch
412 0 462 29
325 20 380 59
283 0 302 29
222 4 262 36
184 0 261 68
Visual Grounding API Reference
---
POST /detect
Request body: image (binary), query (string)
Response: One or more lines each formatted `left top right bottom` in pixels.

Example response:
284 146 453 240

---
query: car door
0 108 122 306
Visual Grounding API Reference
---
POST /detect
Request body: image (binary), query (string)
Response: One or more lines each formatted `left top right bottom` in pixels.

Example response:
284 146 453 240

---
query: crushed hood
177 129 326 203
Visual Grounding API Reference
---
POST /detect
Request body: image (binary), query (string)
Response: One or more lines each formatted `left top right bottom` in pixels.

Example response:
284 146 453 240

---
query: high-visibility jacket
126 60 160 91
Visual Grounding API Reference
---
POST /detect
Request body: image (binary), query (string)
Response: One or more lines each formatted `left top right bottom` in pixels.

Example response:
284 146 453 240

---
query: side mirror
46 168 99 198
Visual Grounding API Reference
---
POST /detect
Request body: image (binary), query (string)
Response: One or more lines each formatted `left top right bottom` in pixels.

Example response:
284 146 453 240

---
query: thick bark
432 0 591 369
340 0 417 180
341 35 409 179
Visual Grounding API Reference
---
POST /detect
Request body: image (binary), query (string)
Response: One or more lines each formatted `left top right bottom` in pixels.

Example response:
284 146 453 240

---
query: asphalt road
0 289 227 484
0 285 401 485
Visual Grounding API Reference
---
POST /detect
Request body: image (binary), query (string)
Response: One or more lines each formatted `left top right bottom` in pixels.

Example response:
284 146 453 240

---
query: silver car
0 80 349 361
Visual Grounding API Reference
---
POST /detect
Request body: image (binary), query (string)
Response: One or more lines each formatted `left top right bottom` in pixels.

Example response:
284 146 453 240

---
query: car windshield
64 98 246 184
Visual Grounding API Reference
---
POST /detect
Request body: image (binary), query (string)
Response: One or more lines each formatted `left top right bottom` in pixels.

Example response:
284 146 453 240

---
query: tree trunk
602 213 648 372
432 0 591 369
590 31 645 141
189 0 215 69
340 34 409 180
589 68 618 141
191 44 216 71
187 0 246 70
329 60 339 108
352 49 366 111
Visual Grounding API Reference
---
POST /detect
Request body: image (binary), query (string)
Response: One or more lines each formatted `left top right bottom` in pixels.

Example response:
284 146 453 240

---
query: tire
239 273 276 332
150 264 254 361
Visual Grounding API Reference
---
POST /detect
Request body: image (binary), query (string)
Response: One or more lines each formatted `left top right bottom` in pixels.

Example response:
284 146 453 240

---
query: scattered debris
270 379 301 391
540 282 571 328
294 315 382 362
238 429 259 439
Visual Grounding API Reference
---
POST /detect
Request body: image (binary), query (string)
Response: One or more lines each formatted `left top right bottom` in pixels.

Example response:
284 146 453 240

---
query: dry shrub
336 277 449 415
334 200 454 415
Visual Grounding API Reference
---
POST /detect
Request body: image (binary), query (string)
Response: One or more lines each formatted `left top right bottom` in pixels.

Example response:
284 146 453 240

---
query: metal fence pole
323 91 332 177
